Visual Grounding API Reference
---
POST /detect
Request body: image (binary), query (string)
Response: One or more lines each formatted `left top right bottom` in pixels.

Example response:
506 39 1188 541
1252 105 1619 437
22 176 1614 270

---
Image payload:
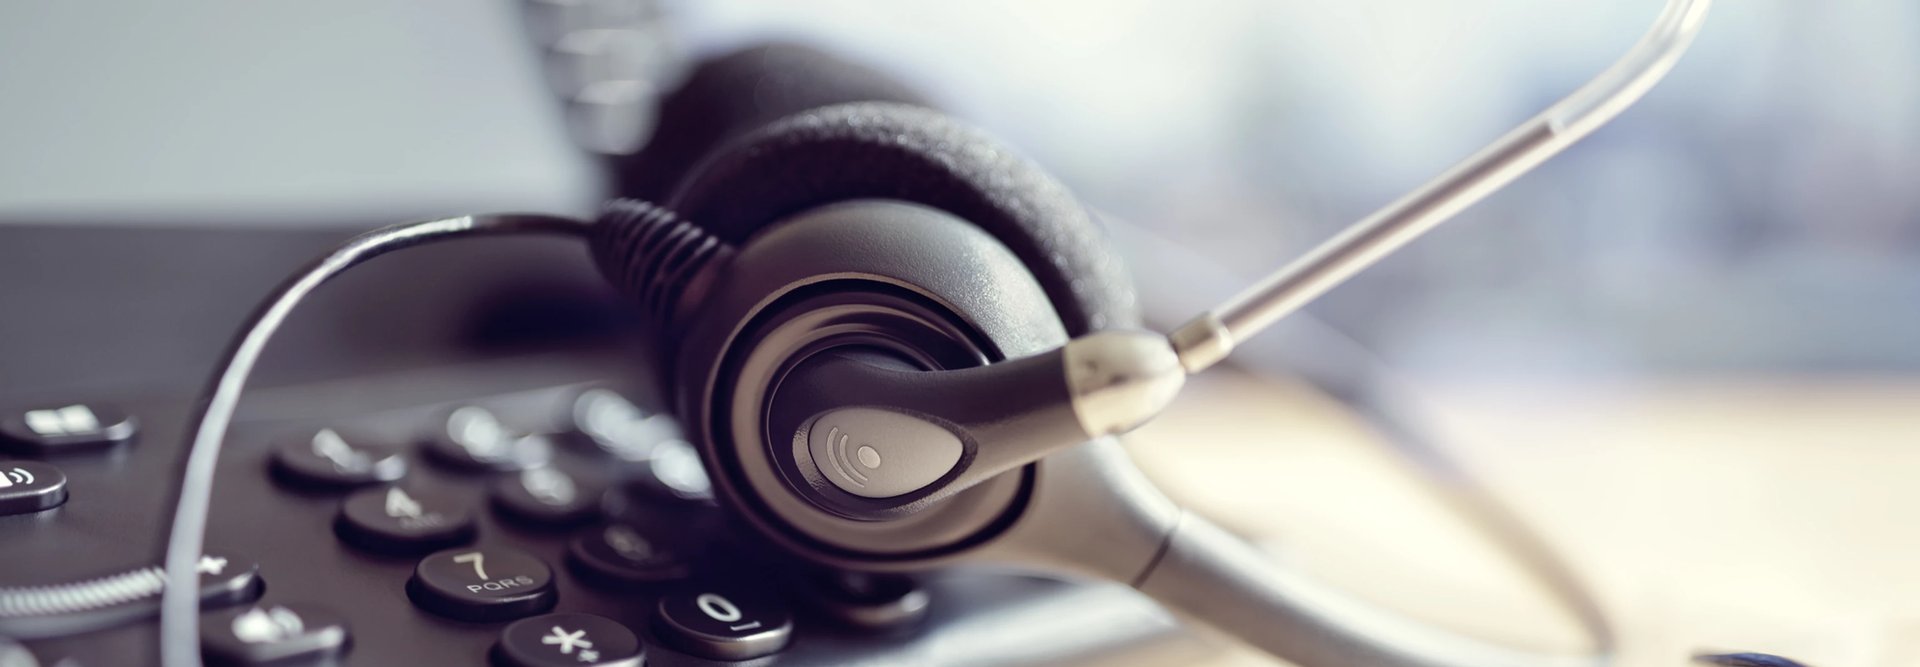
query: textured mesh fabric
612 43 932 203
668 102 1139 334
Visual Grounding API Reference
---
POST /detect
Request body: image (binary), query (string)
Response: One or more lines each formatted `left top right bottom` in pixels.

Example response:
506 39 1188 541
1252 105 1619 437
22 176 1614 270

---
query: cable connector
591 199 735 342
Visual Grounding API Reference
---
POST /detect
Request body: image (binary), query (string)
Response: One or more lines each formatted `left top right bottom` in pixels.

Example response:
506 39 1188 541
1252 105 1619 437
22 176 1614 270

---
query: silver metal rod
1170 0 1711 373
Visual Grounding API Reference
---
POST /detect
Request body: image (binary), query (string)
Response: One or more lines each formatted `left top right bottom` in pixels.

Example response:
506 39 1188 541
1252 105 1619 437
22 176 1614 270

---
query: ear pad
612 43 932 203
665 102 1139 335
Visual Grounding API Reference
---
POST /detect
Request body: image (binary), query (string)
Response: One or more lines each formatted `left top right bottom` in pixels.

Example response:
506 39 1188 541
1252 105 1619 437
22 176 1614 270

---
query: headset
154 1 1709 665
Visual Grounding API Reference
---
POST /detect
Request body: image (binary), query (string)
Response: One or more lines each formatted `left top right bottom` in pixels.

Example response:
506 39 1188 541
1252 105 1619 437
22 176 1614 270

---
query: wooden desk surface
1125 372 1920 667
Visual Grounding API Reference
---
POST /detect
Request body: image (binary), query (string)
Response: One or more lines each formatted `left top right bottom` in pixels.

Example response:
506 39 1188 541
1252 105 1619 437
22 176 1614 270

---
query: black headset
153 3 1711 665
587 77 1566 667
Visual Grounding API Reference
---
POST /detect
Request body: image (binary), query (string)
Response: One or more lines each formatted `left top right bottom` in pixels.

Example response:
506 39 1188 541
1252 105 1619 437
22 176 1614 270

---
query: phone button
272 429 406 489
493 613 643 667
629 439 712 506
201 603 349 665
425 406 553 472
0 403 136 456
407 547 556 622
333 486 475 555
566 522 690 588
566 388 676 461
0 461 66 516
653 585 792 661
491 468 598 527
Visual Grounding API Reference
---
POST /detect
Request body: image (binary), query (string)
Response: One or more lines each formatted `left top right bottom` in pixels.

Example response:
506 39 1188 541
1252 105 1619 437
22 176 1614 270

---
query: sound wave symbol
823 427 868 487
1 467 35 488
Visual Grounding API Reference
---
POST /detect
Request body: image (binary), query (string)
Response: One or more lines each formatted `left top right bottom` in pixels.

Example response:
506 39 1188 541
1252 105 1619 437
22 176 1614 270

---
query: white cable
157 214 591 667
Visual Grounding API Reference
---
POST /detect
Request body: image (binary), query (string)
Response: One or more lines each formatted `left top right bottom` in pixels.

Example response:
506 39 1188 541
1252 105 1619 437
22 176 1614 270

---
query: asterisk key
542 626 593 655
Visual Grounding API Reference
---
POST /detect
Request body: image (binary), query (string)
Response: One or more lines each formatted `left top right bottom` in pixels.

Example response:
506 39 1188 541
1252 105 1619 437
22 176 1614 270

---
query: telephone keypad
2 383 1023 666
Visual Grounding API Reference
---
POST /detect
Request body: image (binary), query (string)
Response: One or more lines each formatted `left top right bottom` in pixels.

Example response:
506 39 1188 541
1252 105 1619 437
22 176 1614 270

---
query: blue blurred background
674 0 1920 378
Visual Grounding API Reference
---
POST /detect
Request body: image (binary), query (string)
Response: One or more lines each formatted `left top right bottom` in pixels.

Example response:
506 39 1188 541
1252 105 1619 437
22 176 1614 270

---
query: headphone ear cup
667 102 1138 335
612 42 933 202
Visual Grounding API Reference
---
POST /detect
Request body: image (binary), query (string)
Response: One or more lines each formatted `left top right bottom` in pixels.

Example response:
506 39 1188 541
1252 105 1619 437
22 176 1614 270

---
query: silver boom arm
1167 0 1712 374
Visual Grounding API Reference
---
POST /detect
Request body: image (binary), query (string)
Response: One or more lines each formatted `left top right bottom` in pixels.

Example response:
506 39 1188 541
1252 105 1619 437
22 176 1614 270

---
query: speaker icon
0 466 35 488
807 408 963 500
0 462 65 513
823 426 873 487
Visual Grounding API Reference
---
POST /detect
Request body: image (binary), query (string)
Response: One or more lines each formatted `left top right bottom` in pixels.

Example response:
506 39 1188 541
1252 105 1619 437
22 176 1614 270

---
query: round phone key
425 406 553 472
494 613 642 667
567 389 678 461
408 546 556 622
0 460 67 516
0 403 137 456
653 584 792 661
492 468 598 527
631 439 713 505
272 428 406 488
335 486 475 555
567 522 690 588
201 602 350 665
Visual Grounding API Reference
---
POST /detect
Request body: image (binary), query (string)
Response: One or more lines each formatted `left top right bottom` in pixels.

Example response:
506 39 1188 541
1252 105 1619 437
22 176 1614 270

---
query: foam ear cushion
612 43 932 203
667 102 1139 335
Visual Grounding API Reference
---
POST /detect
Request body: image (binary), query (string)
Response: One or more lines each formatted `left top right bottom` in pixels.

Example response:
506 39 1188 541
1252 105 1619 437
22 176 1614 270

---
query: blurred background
673 0 1920 377
2 1 1916 665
